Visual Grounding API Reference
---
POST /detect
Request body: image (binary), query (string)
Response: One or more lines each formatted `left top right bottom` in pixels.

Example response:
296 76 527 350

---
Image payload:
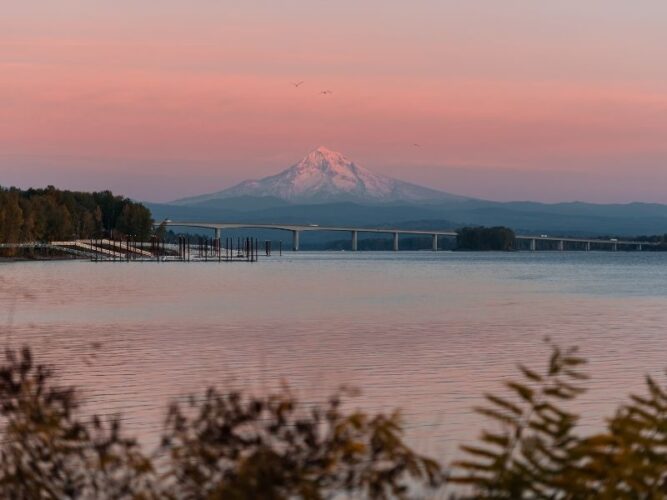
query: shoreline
0 255 81 262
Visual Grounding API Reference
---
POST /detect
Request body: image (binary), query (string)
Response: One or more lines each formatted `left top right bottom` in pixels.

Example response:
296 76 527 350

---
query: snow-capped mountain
174 147 466 205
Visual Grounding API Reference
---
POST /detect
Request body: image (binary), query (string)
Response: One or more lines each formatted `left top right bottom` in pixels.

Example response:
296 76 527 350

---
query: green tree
0 186 153 243
115 203 153 240
0 190 24 244
456 226 516 251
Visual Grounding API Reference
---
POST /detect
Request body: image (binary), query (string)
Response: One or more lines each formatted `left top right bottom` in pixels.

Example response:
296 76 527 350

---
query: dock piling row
89 236 267 263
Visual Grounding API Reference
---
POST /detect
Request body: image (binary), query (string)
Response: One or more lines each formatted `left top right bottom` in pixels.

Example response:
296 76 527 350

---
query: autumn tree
0 186 154 243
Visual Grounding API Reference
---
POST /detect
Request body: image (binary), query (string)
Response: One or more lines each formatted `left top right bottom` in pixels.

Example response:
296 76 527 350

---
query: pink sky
2 1 667 203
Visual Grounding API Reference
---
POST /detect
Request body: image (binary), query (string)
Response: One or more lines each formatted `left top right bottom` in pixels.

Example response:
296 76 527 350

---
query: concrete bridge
159 221 658 252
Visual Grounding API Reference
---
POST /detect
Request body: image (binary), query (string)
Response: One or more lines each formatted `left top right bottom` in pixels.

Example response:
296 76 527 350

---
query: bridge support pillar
558 240 564 251
393 232 399 252
638 243 642 251
530 239 536 251
432 234 438 251
292 230 300 252
585 241 591 252
351 230 358 251
214 228 221 241
612 242 618 252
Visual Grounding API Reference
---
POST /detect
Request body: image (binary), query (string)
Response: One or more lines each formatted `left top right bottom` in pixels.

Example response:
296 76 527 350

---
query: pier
0 236 263 262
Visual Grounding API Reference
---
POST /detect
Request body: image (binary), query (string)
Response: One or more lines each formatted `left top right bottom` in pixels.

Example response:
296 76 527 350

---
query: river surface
1 251 666 463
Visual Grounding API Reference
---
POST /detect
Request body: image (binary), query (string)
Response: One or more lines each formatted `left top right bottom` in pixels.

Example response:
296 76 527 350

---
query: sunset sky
2 1 666 203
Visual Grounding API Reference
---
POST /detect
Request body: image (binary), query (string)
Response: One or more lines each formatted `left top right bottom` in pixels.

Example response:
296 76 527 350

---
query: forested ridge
0 186 153 243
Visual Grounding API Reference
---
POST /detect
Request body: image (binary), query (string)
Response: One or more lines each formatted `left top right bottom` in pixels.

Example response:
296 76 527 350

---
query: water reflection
1 252 666 459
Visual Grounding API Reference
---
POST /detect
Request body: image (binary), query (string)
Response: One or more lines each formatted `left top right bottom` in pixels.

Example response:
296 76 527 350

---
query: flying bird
320 90 333 95
291 81 304 87
413 143 421 147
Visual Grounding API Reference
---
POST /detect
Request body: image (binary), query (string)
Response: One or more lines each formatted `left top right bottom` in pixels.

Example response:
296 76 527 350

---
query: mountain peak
307 146 347 162
300 147 353 171
313 145 337 155
173 148 468 205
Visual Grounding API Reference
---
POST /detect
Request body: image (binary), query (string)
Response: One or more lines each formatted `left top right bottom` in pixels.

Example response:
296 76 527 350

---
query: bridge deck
159 221 657 247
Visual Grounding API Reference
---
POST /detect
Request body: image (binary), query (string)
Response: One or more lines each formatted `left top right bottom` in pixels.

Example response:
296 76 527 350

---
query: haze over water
2 252 667 460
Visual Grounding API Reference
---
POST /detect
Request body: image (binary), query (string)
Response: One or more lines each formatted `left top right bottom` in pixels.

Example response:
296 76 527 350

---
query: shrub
0 347 441 499
5 340 667 498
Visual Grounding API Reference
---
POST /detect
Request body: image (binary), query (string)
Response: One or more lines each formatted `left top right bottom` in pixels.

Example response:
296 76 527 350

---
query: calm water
1 251 667 462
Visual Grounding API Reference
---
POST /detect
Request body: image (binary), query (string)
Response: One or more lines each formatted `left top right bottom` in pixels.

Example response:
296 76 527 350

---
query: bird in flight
320 90 333 95
291 81 304 87
413 143 421 147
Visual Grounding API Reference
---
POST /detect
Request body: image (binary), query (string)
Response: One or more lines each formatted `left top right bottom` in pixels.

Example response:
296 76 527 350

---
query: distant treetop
0 185 153 243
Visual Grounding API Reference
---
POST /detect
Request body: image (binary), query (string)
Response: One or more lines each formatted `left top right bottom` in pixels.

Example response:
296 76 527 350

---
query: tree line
456 226 516 251
0 186 153 243
632 234 667 250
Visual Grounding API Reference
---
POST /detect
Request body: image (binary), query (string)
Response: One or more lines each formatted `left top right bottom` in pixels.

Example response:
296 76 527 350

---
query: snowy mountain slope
173 147 467 205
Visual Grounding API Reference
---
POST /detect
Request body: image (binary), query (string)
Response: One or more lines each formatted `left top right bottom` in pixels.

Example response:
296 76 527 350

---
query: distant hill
172 147 467 205
147 198 667 237
155 147 667 237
